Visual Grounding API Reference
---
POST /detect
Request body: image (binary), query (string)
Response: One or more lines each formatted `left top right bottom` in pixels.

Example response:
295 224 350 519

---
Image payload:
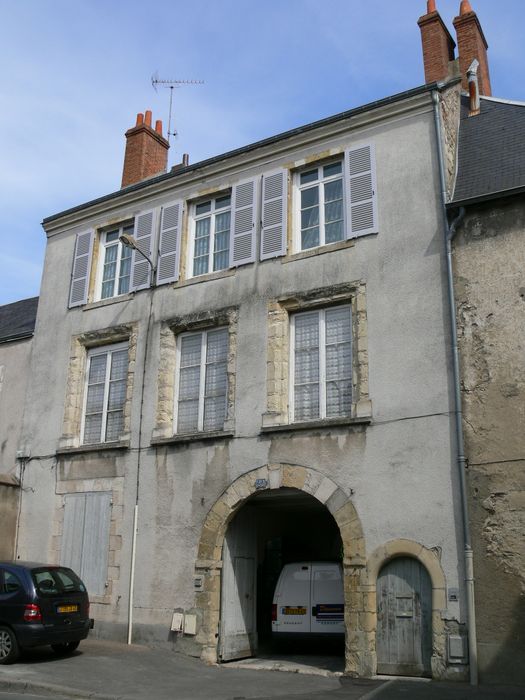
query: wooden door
376 557 432 676
219 507 257 661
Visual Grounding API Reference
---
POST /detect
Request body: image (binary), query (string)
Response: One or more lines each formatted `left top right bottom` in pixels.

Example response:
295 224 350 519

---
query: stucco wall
17 92 466 676
453 197 525 684
0 337 32 474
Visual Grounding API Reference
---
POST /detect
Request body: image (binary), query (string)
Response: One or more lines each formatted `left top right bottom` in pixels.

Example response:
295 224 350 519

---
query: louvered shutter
260 169 288 260
345 144 378 238
69 230 94 307
61 494 85 574
230 179 256 267
157 201 183 285
131 209 156 291
82 492 111 595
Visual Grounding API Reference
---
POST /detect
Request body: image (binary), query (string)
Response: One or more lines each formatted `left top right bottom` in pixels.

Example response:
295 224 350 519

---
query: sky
1 0 524 306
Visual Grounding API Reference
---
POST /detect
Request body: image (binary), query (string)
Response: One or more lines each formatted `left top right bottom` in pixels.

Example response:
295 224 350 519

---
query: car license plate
57 604 78 613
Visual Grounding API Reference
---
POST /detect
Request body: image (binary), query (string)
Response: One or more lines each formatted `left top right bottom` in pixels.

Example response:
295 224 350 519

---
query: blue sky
1 0 524 305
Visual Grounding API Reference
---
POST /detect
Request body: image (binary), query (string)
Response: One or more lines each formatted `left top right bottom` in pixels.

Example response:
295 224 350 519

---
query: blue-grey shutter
131 209 156 290
61 494 85 574
69 230 94 307
61 492 111 596
230 179 256 267
157 201 183 285
345 144 378 238
82 492 112 595
260 170 287 260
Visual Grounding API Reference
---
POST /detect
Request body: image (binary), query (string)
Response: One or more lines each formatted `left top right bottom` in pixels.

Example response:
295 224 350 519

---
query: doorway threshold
224 653 344 677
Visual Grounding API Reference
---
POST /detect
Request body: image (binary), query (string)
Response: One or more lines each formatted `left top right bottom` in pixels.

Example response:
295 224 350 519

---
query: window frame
174 327 229 434
188 194 232 278
293 159 345 252
95 222 134 301
80 341 129 445
289 304 352 423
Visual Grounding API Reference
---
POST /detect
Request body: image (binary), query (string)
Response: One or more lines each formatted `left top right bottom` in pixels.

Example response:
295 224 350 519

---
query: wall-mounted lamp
119 233 156 286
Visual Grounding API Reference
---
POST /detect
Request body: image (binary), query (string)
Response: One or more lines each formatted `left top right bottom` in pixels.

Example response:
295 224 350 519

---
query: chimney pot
121 110 169 188
427 0 436 13
182 153 189 167
460 0 473 15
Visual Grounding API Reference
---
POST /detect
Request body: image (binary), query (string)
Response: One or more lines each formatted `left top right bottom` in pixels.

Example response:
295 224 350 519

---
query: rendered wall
454 197 525 685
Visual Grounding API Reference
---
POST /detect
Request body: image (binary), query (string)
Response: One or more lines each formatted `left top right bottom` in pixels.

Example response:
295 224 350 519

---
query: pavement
0 639 523 700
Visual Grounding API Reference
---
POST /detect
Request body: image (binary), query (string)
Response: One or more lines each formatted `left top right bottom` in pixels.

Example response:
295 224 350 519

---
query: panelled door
376 557 432 677
219 506 257 661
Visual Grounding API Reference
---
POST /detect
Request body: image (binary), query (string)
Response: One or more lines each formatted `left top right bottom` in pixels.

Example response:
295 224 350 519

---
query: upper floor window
98 224 133 300
175 328 229 433
82 343 128 444
290 306 352 422
192 195 231 277
298 161 344 251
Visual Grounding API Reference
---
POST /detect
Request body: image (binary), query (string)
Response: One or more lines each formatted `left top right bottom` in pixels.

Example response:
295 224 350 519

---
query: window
61 492 111 596
290 306 352 422
298 161 344 250
175 328 229 433
82 343 128 444
98 224 133 299
191 195 231 276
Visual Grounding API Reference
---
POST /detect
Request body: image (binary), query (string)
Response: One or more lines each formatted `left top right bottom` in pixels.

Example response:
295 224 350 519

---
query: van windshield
31 567 86 595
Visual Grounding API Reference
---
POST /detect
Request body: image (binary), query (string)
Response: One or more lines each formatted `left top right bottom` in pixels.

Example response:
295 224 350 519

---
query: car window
31 567 86 595
0 569 23 594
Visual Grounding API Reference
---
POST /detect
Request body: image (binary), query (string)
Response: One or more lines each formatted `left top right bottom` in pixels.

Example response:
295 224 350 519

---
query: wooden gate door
219 506 257 661
376 557 432 676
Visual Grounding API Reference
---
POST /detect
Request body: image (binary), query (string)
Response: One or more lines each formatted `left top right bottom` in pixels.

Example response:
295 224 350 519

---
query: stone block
282 465 307 490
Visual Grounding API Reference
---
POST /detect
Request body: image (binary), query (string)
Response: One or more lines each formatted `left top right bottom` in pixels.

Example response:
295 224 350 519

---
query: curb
0 677 121 700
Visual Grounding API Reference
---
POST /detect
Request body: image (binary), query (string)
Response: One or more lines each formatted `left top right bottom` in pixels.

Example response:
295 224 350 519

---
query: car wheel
0 626 20 664
51 640 80 655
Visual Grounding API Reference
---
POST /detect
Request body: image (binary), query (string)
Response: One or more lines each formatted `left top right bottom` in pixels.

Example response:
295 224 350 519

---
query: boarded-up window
61 492 112 596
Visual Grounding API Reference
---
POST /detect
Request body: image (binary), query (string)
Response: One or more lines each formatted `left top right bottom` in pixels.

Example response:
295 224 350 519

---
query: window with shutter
345 143 378 237
175 327 229 433
290 306 352 422
260 169 288 260
189 195 232 277
157 201 183 285
69 230 94 308
61 492 111 596
131 210 156 290
230 179 256 267
295 161 344 251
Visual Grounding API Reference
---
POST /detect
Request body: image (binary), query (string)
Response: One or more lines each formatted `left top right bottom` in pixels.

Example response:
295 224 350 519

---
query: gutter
432 90 478 685
0 331 34 344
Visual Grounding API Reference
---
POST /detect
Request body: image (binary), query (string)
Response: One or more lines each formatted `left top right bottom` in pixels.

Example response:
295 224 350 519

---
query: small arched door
376 557 432 676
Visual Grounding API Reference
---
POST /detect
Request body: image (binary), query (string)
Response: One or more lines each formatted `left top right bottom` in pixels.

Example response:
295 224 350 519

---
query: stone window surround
152 307 238 443
59 323 138 452
262 281 371 428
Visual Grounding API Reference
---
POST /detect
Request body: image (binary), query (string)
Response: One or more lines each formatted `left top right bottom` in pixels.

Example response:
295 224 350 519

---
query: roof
43 81 457 226
0 297 38 344
451 95 525 206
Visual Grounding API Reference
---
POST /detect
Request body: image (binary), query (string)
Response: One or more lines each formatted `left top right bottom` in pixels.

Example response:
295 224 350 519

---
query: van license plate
57 604 78 613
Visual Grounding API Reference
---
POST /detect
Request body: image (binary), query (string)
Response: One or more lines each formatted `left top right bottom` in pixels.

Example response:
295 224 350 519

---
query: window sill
283 238 356 264
260 416 371 434
177 268 235 288
83 293 134 311
56 440 130 456
151 430 234 446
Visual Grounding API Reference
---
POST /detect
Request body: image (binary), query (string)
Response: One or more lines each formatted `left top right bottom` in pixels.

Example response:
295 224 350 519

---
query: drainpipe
432 89 478 686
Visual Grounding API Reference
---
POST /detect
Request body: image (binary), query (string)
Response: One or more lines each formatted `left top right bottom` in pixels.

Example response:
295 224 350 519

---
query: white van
271 562 344 636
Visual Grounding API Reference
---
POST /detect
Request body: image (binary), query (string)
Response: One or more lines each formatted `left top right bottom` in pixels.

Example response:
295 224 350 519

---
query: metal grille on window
177 328 228 433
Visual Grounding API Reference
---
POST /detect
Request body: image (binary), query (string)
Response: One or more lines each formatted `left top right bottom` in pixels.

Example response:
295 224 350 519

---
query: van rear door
273 563 310 633
310 563 345 634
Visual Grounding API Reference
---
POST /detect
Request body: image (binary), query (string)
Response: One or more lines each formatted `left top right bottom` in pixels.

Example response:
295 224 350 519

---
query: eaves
448 184 525 209
43 81 458 236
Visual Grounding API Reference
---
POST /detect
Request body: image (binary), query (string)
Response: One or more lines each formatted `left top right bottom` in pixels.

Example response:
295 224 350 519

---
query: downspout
432 89 478 686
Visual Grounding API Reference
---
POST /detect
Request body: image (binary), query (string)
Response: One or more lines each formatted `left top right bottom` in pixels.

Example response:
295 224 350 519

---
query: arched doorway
194 464 369 675
376 557 432 676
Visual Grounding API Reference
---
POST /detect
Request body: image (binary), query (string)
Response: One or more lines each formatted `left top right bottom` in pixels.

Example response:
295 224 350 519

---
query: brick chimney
121 110 169 188
453 1 492 96
418 1 456 84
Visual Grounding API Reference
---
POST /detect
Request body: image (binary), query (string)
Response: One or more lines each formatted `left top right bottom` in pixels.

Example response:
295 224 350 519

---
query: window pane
301 186 319 209
104 244 118 264
300 169 318 185
110 350 128 380
85 383 105 414
325 221 344 243
295 348 320 384
105 410 124 441
207 329 228 362
326 380 352 417
84 414 102 444
101 280 114 299
195 217 211 238
323 162 342 178
88 355 107 384
105 230 119 242
180 334 202 368
193 256 209 277
295 312 320 349
215 194 231 209
215 211 231 233
107 379 126 410
205 361 228 396
294 383 320 421
301 206 319 230
196 201 211 216
177 399 199 433
179 366 201 400
326 342 351 380
301 227 319 249
324 178 343 204
203 396 226 431
325 307 351 344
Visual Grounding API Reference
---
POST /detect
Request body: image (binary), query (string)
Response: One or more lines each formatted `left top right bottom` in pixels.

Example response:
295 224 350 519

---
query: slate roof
0 297 38 343
451 95 525 205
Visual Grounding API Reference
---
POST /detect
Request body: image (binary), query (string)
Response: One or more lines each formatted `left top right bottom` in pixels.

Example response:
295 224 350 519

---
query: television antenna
151 72 204 144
